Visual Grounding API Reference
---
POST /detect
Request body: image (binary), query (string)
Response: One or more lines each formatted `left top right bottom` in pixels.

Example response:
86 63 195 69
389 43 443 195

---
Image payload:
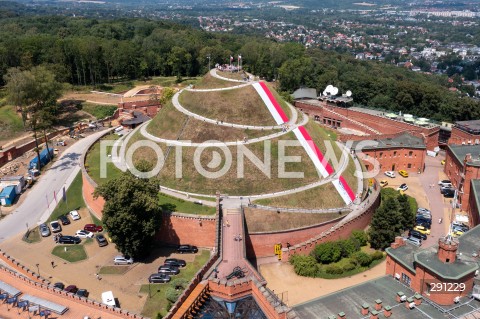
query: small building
121 111 151 129
291 87 317 100
0 175 25 190
0 185 17 206
449 120 480 145
351 132 426 173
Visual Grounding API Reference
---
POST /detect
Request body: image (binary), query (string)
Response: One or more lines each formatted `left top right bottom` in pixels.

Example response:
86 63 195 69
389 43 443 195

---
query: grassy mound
179 85 277 127
192 72 242 89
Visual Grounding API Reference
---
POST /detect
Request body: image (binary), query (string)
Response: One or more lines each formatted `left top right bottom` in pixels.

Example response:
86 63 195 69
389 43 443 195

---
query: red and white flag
238 55 242 61
230 56 234 62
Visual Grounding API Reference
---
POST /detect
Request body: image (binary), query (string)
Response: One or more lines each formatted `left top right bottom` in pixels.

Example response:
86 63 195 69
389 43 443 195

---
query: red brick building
385 234 479 306
444 144 480 225
449 120 480 145
117 99 160 118
351 132 426 173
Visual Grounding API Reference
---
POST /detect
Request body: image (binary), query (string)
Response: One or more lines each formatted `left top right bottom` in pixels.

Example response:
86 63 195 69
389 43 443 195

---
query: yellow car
452 230 463 238
414 225 431 235
441 160 445 165
398 170 409 178
380 180 388 187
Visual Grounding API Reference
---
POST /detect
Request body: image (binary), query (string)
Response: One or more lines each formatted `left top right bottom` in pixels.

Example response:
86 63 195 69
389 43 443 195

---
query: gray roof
448 144 480 167
122 111 150 126
293 275 480 319
351 132 426 150
387 225 480 280
471 180 480 220
455 120 480 135
292 88 317 100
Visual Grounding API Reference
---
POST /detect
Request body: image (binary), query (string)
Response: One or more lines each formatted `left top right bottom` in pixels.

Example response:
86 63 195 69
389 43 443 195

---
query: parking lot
378 153 453 247
0 207 203 314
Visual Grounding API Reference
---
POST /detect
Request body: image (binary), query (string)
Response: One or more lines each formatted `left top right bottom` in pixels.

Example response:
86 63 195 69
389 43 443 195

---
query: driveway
0 129 108 243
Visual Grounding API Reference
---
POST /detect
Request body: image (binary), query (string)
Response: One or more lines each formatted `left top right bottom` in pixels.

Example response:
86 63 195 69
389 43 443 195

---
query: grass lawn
192 73 241 89
244 207 346 232
22 227 41 244
316 256 385 279
159 193 216 215
146 101 188 139
48 172 85 222
52 245 87 262
81 103 117 119
94 82 135 94
179 85 277 127
140 250 210 318
85 133 123 185
216 70 245 81
0 105 24 143
98 266 130 275
254 183 345 210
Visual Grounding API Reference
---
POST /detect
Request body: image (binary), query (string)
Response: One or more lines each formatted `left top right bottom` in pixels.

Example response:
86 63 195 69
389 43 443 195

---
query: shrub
352 251 373 267
339 239 359 258
342 262 356 272
371 251 384 260
311 242 342 264
165 287 182 303
325 264 343 275
171 278 188 289
290 254 318 277
350 230 368 246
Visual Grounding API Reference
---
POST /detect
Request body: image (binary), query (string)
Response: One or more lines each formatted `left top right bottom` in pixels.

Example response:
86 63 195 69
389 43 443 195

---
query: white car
75 230 94 238
114 256 134 265
384 171 396 178
397 183 408 191
69 210 80 220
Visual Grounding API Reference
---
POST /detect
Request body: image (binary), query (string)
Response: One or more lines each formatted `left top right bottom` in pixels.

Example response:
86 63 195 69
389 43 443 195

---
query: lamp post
207 55 211 71
35 263 40 276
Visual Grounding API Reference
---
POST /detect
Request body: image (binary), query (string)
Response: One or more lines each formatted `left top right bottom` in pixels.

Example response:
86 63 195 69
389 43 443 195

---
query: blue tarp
0 185 16 206
29 148 54 169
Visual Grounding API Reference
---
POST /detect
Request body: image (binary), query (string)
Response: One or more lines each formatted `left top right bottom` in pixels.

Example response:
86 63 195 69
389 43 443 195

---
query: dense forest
0 14 479 122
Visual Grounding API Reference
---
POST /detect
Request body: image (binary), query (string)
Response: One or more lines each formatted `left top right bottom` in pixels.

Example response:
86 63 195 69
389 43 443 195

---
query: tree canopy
94 173 163 258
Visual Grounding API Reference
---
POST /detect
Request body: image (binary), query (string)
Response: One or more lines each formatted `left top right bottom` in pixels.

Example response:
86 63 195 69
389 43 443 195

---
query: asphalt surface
0 130 108 243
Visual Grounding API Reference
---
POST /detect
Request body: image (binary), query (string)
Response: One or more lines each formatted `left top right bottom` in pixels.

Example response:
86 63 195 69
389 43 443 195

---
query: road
0 130 108 243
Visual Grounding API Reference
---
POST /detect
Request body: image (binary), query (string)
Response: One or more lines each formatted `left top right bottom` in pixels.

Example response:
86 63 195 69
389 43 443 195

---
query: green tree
94 173 162 258
350 230 368 246
398 194 415 230
369 196 403 250
311 241 342 264
351 251 372 267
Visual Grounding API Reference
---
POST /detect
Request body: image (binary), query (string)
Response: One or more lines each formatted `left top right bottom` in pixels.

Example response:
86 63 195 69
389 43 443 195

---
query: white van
114 126 123 133
406 236 422 247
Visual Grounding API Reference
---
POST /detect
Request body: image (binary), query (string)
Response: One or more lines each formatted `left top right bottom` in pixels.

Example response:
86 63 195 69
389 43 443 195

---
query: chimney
437 237 459 263
383 305 392 318
361 303 369 315
414 293 423 305
396 292 405 303
464 153 472 167
391 236 406 249
337 312 346 319
374 299 382 311
369 310 379 319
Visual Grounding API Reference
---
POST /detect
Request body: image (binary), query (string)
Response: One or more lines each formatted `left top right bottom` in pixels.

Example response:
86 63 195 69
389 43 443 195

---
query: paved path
217 208 246 279
0 130 108 243
209 68 247 83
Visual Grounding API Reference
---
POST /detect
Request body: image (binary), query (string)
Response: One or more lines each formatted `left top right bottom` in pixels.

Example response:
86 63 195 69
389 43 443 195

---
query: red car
65 285 78 293
83 224 103 233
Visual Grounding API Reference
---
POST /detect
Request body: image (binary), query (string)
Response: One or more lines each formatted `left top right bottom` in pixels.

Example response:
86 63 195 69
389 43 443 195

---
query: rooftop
471 180 480 218
292 88 317 100
351 132 426 150
455 120 480 135
387 225 480 281
121 111 150 126
448 144 480 167
293 275 480 319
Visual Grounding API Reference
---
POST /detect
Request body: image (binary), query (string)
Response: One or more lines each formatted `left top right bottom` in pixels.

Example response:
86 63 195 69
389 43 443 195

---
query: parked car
384 171 396 178
75 289 89 298
164 258 186 268
379 180 388 187
40 223 51 237
75 230 94 238
84 224 103 233
157 265 180 275
417 208 431 215
95 234 108 247
149 273 171 283
50 221 62 233
58 236 81 244
114 256 133 265
452 223 469 233
408 229 427 241
65 285 78 293
406 236 422 246
69 210 80 220
416 218 432 227
452 230 464 238
414 225 431 235
59 215 70 225
440 185 454 193
443 189 455 198
397 183 408 191
53 282 64 290
438 180 452 187
416 213 432 220
398 170 409 178
177 245 198 254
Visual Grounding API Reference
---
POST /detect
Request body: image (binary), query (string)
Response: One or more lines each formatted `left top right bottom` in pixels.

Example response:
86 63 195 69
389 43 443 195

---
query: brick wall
0 128 70 168
359 147 426 173
295 101 440 151
118 100 161 118
449 127 480 146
